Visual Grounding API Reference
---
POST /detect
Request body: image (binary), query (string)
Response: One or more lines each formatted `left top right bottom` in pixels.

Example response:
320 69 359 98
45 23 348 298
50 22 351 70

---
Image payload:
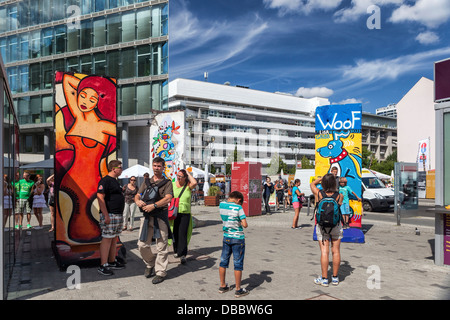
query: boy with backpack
310 174 343 287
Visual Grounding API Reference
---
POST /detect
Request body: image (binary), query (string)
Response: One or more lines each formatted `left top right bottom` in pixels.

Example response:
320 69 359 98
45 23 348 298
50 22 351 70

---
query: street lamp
203 136 215 196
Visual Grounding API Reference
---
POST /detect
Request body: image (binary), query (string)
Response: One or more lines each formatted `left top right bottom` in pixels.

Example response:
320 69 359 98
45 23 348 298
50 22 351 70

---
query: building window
93 17 106 47
136 83 151 115
107 14 121 45
121 47 136 79
121 11 136 42
121 85 136 116
80 19 92 49
41 28 53 57
137 45 151 77
136 7 151 40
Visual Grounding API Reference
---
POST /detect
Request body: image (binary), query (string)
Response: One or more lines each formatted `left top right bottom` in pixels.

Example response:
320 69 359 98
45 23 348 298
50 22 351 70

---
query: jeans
220 237 245 271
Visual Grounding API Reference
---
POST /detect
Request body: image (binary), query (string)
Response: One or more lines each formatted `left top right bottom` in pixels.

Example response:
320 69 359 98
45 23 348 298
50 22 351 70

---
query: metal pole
394 162 401 226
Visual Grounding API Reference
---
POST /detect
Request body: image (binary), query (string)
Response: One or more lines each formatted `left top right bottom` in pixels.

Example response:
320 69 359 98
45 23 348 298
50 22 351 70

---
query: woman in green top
172 169 197 264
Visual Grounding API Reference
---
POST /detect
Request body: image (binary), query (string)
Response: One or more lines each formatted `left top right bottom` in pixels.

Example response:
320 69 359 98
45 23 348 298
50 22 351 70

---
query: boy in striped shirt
218 191 249 298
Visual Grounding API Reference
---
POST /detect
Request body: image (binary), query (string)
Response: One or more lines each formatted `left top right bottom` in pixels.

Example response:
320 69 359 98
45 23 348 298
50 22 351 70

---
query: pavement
4 199 450 302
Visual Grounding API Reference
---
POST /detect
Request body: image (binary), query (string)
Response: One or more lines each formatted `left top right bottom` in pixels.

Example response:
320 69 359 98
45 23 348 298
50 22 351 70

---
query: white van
361 168 395 212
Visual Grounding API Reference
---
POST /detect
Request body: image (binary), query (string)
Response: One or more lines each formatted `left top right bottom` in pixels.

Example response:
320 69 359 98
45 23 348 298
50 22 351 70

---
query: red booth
231 162 262 216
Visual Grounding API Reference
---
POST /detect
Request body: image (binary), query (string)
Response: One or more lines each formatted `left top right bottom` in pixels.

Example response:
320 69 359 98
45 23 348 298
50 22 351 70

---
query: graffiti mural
150 111 185 181
54 71 117 265
315 104 363 229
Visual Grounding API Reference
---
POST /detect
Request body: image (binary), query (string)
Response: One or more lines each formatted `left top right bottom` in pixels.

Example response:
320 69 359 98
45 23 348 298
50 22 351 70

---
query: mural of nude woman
55 73 117 244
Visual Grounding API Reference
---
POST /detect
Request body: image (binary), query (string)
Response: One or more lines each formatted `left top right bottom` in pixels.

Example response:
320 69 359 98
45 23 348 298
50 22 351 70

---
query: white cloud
334 0 403 23
295 86 334 98
335 98 363 104
389 0 450 28
341 46 450 82
169 1 269 79
263 0 343 15
415 31 440 45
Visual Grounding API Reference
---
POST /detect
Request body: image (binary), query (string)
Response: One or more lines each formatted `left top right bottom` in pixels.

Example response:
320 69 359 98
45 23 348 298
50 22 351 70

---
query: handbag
168 183 188 220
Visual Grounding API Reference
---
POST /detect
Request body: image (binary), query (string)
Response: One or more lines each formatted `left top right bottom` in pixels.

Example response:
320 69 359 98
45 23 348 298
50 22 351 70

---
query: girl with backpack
310 173 343 287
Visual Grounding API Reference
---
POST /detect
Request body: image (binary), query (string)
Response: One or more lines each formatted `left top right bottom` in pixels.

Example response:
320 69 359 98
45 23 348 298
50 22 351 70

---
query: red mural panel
54 72 117 265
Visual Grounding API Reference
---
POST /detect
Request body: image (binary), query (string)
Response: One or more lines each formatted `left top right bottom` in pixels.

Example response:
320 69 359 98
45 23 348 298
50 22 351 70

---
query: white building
376 103 397 118
168 78 329 172
396 77 435 170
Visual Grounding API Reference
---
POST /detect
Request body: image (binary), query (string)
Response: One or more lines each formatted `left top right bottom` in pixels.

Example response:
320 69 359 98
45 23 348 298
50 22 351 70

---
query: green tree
301 155 314 169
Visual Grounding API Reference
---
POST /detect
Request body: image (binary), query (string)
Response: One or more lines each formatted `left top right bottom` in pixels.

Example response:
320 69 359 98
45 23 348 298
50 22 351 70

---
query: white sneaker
314 276 329 287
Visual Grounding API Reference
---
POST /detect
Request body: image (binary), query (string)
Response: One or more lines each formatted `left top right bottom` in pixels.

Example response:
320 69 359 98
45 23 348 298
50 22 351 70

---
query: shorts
220 237 245 271
99 213 123 238
16 198 31 214
316 225 343 241
340 203 350 215
293 201 302 209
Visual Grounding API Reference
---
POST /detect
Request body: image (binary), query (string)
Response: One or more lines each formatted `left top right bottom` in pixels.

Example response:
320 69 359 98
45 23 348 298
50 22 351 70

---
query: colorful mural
150 111 184 181
54 71 117 264
315 104 363 228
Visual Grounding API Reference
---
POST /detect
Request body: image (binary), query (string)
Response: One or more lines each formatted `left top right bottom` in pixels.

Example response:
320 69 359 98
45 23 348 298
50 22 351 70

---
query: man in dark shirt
135 157 173 284
97 160 126 276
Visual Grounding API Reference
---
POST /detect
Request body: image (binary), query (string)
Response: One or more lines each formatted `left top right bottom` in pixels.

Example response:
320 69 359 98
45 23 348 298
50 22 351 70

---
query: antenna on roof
204 72 208 82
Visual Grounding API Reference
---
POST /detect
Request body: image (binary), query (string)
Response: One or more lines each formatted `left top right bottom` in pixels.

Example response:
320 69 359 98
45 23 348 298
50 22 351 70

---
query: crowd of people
3 171 56 231
3 159 358 298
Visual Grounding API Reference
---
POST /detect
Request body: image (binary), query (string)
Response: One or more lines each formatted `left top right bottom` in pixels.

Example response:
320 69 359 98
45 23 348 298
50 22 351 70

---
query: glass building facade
0 0 168 156
1 55 20 300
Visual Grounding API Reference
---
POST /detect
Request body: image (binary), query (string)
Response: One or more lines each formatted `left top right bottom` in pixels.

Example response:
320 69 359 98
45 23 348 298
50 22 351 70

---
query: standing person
31 175 46 229
218 191 249 298
310 174 343 287
135 157 173 284
46 175 55 232
97 160 126 276
275 178 284 210
172 169 197 264
262 177 273 214
338 177 361 229
122 176 138 231
291 179 305 229
3 175 13 230
14 171 34 229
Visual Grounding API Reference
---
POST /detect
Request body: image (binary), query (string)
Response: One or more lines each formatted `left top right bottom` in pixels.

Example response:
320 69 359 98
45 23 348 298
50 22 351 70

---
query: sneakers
235 288 249 298
314 276 340 287
108 260 125 270
219 285 249 297
218 285 230 294
26 224 32 229
98 264 114 276
314 276 329 287
98 260 125 276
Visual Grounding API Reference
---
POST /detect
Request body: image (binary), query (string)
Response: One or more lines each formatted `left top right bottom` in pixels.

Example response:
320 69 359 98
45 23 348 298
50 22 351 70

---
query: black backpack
316 190 341 238
140 178 169 211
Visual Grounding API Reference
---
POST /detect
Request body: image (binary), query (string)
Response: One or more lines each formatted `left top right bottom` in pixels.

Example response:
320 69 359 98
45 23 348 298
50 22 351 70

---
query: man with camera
135 157 173 284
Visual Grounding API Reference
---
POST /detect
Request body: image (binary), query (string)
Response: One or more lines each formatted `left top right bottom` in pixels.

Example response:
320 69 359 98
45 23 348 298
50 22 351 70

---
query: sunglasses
130 179 136 181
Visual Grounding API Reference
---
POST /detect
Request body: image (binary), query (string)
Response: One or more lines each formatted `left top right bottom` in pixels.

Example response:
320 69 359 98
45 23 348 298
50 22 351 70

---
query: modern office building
168 78 330 173
0 0 168 167
376 103 397 118
361 112 397 161
168 79 398 173
1 55 20 300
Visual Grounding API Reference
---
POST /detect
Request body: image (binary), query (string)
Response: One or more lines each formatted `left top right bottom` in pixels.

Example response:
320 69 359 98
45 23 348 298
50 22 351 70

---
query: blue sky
169 0 450 114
